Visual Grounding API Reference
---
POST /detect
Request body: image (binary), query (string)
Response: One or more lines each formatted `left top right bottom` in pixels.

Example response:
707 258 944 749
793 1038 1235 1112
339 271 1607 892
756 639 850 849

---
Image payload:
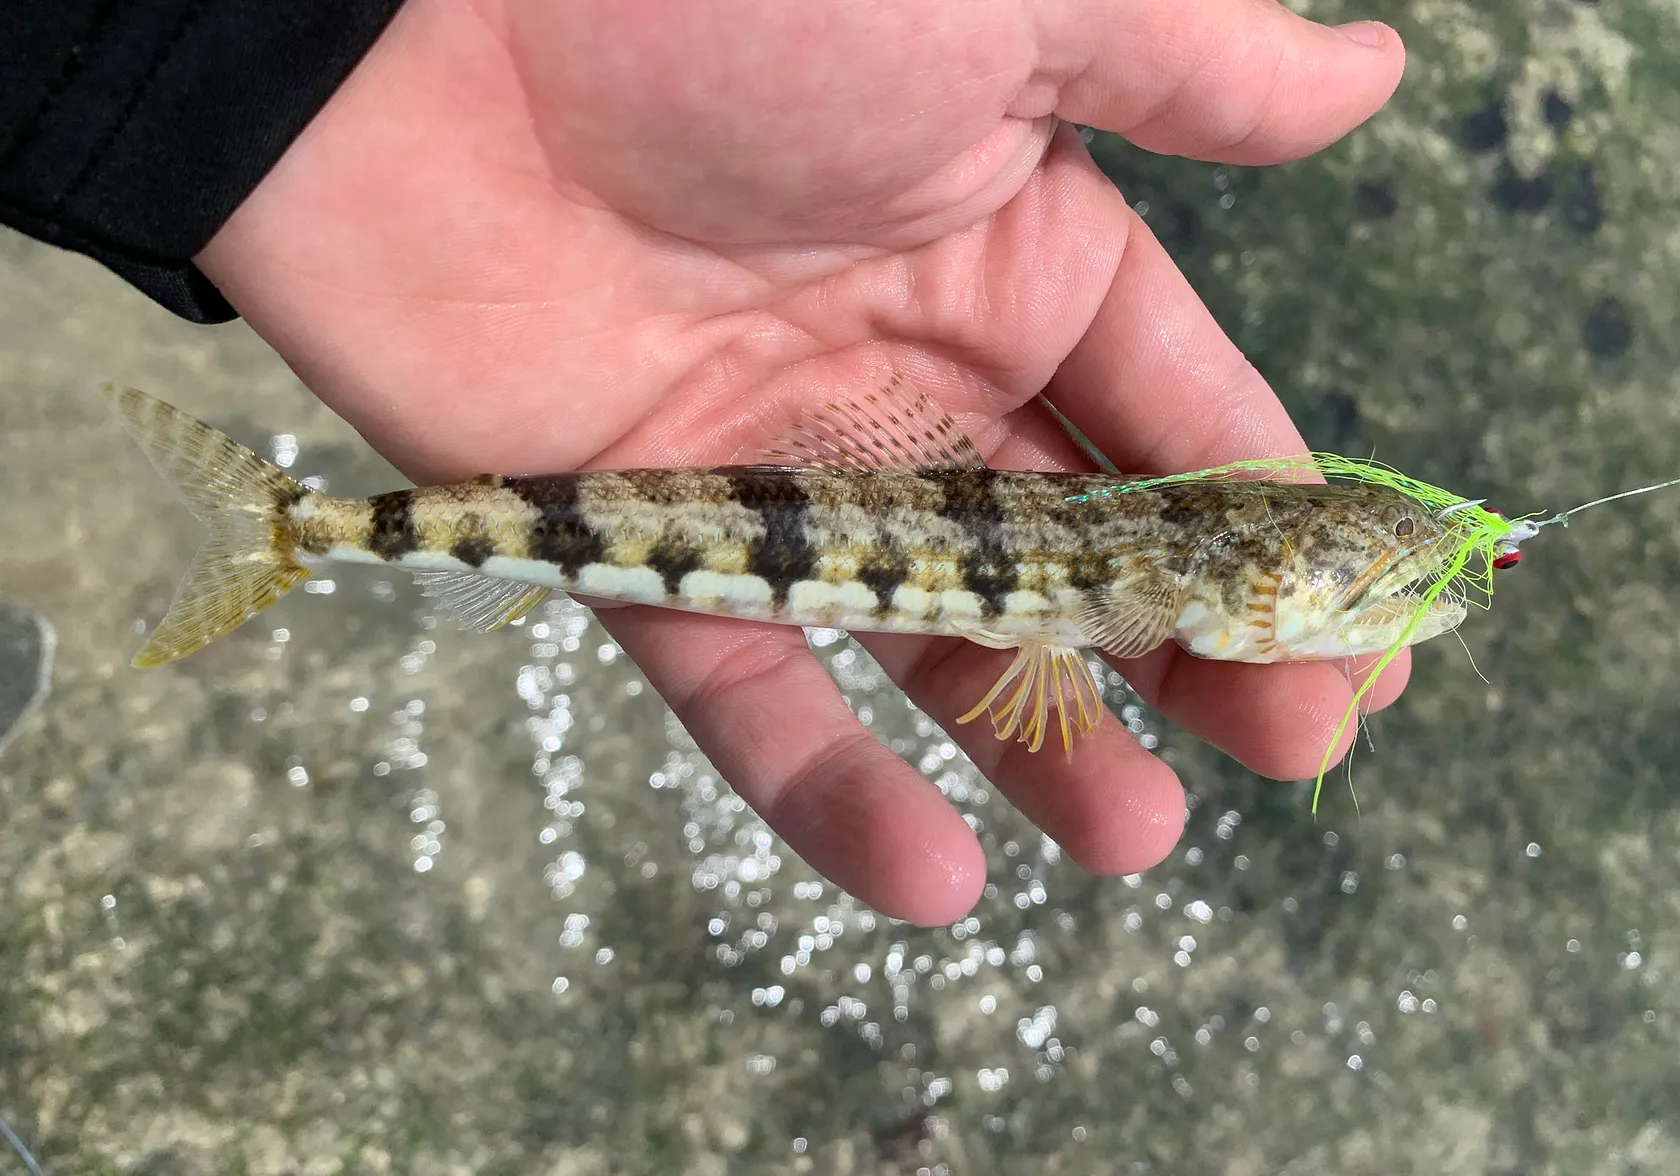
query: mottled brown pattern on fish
109 380 1468 729
290 482 546 564
287 495 371 558
503 474 604 574
411 481 540 563
597 473 1375 586
280 467 1438 652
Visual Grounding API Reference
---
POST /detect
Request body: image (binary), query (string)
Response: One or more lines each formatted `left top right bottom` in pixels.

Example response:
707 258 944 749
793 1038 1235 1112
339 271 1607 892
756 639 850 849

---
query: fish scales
288 466 1430 647
106 382 1471 756
292 467 1135 639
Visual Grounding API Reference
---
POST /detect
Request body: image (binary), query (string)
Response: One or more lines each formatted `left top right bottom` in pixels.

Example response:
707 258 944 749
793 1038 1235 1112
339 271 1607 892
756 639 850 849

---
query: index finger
1044 193 1415 773
1048 201 1306 473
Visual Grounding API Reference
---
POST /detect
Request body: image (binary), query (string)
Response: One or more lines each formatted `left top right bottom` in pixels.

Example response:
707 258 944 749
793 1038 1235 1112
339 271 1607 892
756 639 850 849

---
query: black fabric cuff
0 1 407 323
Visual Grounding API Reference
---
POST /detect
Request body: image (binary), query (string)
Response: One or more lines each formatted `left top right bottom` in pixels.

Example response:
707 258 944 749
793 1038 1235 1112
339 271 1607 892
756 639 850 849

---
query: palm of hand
198 0 1407 923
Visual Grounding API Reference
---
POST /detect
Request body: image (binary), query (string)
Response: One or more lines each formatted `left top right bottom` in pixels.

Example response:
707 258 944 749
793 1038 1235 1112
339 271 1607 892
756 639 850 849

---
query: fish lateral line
100 379 1522 789
101 379 1117 757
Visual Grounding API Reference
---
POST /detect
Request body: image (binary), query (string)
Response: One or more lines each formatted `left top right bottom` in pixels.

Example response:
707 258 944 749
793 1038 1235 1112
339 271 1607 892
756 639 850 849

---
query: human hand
196 0 1408 924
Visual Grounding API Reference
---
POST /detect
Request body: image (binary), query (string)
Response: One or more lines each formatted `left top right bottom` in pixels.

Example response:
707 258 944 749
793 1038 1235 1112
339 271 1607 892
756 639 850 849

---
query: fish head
1268 484 1467 659
1173 483 1467 662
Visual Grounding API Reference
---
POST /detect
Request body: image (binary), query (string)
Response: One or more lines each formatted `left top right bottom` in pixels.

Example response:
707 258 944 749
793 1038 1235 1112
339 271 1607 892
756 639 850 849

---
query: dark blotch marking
504 474 607 577
1353 180 1398 219
1066 551 1111 592
279 485 327 555
728 469 817 608
452 534 495 568
935 470 1017 618
368 490 419 561
856 552 912 615
646 542 704 597
1156 486 1217 531
1461 99 1509 152
1582 296 1634 359
1541 87 1574 130
275 483 308 512
1490 163 1553 214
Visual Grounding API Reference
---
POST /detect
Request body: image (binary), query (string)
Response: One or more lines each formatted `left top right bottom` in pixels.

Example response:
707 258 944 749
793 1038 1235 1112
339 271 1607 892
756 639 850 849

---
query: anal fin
412 571 551 632
957 642 1104 758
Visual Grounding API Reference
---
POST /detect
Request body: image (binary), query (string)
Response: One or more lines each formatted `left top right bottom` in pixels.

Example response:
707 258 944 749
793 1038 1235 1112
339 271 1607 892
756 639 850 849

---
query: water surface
3 3 1678 1171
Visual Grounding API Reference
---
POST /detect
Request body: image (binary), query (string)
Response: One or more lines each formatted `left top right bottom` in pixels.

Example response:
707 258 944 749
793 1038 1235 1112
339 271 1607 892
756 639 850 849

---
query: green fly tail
104 384 311 667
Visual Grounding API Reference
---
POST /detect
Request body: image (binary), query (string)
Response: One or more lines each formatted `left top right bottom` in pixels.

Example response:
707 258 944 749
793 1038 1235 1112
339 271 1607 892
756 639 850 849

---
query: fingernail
1335 20 1388 48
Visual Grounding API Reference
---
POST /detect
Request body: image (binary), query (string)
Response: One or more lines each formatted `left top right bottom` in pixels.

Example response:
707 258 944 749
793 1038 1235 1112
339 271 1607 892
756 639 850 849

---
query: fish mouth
1349 588 1467 643
1344 566 1467 646
1339 545 1467 647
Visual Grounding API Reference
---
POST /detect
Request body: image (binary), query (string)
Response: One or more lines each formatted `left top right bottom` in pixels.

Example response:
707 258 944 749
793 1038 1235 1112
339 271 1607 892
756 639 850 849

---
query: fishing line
1553 474 1680 520
1518 474 1680 538
1479 474 1680 566
1449 625 1491 688
0 1112 45 1176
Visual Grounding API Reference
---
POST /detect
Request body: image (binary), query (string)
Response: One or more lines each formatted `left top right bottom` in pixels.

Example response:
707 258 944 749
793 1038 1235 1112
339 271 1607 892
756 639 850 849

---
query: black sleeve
0 2 406 323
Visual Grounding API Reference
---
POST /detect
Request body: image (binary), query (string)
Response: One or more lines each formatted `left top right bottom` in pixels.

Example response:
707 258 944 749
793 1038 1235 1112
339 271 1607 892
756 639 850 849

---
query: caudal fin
103 384 310 667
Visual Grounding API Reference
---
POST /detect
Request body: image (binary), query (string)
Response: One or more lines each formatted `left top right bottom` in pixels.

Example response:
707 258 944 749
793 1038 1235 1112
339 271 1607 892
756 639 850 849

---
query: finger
1025 186 1422 779
861 634 1186 876
598 608 986 925
1349 648 1412 716
1039 0 1405 164
1047 200 1305 473
1113 646 1413 782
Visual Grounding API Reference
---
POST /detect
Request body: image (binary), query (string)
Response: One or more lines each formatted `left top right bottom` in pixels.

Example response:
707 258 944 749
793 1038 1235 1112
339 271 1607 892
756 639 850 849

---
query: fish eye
1395 516 1416 538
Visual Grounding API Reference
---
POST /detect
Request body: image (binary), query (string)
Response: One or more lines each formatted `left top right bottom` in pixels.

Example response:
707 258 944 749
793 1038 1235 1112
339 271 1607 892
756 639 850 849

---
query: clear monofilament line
0 1112 45 1176
1548 474 1680 526
1502 474 1680 552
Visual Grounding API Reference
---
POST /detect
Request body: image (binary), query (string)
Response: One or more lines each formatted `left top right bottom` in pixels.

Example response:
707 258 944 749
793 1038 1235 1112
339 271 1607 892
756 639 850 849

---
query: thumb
1037 0 1405 164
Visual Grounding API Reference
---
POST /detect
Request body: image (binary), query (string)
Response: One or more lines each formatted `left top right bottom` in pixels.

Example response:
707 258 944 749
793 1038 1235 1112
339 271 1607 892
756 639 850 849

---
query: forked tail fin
103 383 310 667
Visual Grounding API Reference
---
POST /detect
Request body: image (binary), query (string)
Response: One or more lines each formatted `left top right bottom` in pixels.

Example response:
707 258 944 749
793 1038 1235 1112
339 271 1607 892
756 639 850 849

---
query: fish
103 378 1467 757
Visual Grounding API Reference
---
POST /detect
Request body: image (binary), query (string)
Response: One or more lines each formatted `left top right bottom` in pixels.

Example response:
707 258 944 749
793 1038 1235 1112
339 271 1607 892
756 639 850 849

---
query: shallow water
4 4 1680 1173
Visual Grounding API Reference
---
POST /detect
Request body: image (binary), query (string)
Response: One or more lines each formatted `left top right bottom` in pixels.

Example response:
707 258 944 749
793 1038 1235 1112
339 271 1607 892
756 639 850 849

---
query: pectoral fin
957 642 1104 758
1074 575 1185 661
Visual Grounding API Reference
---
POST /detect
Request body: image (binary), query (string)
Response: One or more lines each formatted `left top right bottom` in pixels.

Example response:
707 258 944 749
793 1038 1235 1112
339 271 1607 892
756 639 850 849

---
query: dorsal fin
762 373 987 472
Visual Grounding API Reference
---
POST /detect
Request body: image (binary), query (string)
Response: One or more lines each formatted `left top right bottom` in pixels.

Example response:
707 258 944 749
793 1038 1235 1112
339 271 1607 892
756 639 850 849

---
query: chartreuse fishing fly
106 378 1677 811
1074 453 1680 808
